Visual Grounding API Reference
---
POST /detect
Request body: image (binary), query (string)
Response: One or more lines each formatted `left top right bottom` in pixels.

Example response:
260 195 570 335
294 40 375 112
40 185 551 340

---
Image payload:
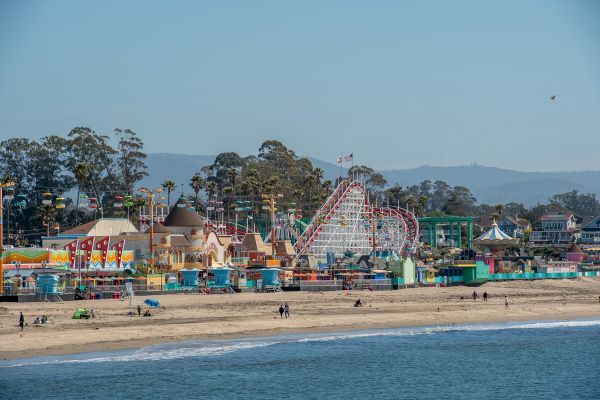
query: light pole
261 193 283 258
0 181 16 295
140 187 162 271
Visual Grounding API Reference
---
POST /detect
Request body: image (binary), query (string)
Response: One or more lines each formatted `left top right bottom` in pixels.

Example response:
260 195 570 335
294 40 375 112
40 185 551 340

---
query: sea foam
3 318 599 368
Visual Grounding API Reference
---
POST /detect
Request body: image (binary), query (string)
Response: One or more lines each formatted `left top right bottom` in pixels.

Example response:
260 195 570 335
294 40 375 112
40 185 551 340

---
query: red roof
539 213 574 221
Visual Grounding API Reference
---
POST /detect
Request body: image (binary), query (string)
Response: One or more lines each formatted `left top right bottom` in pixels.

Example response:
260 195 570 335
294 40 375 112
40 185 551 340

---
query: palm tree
240 168 260 196
304 173 318 216
190 175 205 212
161 180 176 209
37 204 57 237
226 168 240 196
72 162 90 226
205 180 218 201
494 204 504 217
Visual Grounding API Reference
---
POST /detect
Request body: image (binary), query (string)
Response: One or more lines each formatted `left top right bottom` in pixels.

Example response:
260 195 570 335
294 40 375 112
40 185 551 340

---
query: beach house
578 216 600 244
529 212 579 244
498 216 530 239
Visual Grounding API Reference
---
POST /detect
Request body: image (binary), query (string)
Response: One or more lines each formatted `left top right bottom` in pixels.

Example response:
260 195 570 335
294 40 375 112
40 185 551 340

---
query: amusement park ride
144 179 420 262
293 180 419 261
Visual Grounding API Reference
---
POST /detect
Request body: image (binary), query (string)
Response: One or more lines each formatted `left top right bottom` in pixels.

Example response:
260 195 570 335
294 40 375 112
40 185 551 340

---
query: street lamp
139 187 163 271
261 193 284 258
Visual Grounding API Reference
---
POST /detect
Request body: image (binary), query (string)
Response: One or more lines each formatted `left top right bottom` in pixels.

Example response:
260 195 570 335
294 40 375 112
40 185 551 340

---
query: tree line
0 127 147 244
2 130 600 245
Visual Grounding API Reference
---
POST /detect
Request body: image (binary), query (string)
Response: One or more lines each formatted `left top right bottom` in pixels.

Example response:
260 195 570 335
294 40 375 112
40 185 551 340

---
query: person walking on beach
278 304 284 319
472 291 478 302
137 305 141 316
504 295 510 310
483 291 488 302
284 303 290 319
19 312 24 331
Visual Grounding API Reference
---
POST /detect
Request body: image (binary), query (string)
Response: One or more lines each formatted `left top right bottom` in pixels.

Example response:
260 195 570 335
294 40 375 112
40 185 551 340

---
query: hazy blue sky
1 0 598 171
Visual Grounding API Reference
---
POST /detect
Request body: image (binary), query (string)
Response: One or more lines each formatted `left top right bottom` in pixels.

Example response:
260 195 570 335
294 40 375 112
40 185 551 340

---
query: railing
299 280 343 286
350 279 393 290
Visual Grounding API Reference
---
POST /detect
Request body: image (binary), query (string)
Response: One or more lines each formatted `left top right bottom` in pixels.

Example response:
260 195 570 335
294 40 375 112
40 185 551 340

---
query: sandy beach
2 277 600 360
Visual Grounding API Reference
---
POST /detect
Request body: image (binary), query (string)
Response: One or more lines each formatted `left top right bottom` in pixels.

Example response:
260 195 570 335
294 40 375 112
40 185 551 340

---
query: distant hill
142 154 600 206
139 153 216 193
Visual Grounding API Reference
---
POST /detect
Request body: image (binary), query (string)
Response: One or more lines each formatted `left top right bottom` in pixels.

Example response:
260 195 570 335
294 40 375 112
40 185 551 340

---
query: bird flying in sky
550 95 556 100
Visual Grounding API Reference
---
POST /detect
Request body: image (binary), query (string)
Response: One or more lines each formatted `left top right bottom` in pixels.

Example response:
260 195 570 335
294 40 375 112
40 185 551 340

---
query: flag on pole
78 236 95 266
63 239 78 268
94 236 110 268
111 240 125 269
344 153 353 162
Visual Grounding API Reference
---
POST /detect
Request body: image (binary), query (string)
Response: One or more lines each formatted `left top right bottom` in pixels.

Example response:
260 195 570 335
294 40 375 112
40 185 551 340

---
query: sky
0 0 599 172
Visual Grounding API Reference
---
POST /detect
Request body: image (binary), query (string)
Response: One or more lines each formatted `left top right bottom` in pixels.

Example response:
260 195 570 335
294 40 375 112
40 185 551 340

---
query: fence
298 279 343 291
489 271 599 281
351 279 393 291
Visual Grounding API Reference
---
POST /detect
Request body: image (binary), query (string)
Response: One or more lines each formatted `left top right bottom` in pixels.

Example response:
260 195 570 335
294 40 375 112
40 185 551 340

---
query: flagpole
339 152 343 180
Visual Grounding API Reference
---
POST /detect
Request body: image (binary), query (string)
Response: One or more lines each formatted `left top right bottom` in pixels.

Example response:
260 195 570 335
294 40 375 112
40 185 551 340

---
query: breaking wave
3 318 599 368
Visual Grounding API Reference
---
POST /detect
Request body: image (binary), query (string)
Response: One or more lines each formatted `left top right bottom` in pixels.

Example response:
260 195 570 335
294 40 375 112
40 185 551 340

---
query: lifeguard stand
258 268 282 292
37 275 63 301
180 269 200 287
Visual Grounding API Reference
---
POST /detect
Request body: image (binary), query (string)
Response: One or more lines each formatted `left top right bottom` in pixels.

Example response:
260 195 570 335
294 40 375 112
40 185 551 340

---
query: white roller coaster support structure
295 180 419 260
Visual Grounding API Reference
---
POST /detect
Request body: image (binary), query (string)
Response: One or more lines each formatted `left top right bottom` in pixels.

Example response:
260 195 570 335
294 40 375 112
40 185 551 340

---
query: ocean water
1 319 600 400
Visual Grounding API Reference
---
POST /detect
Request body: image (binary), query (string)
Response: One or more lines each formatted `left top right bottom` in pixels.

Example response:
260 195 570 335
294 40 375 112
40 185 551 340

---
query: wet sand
1 277 600 360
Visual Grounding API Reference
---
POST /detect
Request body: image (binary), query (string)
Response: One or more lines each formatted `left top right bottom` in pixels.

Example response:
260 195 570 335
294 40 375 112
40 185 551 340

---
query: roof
242 233 271 254
275 240 296 256
168 234 191 246
567 243 583 254
475 221 517 244
61 218 139 236
501 216 530 227
539 213 574 221
151 223 171 234
163 197 204 227
581 216 600 231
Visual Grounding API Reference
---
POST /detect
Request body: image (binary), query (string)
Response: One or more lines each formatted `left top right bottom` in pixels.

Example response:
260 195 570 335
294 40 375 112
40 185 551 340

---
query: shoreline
2 278 600 360
4 311 600 361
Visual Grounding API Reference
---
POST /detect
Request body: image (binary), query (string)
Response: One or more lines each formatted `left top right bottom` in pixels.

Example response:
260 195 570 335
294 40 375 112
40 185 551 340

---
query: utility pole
262 193 283 258
0 181 16 295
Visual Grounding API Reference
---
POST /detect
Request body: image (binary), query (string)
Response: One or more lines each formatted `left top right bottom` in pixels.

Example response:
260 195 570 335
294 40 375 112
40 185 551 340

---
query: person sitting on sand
41 315 48 324
354 299 362 307
143 310 152 317
278 305 284 319
33 316 41 325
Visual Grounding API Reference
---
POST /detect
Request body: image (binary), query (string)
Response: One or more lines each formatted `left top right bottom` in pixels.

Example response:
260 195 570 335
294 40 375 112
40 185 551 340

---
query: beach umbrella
144 299 160 308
